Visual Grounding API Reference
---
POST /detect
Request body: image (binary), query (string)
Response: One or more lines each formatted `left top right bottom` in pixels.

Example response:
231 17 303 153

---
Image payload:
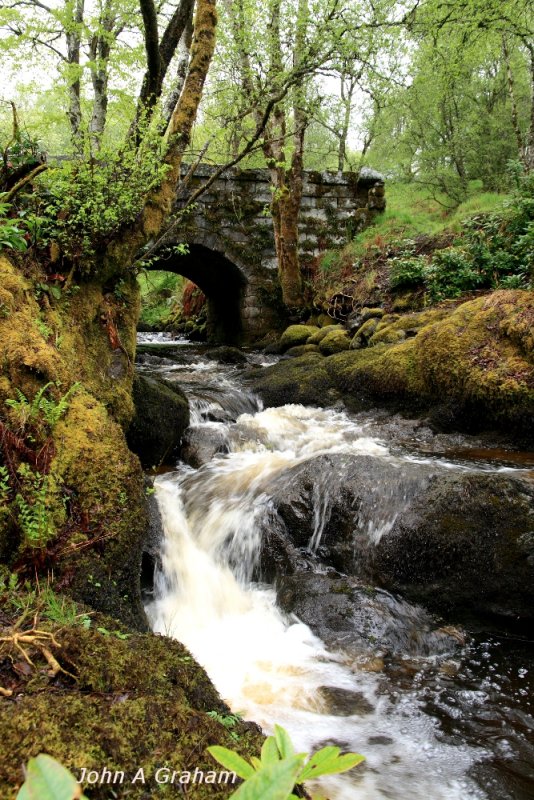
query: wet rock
277 572 461 658
127 374 189 467
205 346 247 364
318 686 374 716
264 453 433 575
373 472 534 623
250 353 337 407
181 424 229 468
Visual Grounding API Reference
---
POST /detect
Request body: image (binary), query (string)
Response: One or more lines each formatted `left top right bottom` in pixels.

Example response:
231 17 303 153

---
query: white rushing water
146 400 489 800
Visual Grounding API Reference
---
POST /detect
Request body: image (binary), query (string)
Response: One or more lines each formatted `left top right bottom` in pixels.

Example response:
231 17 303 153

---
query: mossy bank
0 253 147 626
251 290 534 445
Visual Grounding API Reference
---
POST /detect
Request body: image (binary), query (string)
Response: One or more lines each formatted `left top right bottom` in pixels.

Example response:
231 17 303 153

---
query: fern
5 382 80 432
0 465 10 504
15 465 54 548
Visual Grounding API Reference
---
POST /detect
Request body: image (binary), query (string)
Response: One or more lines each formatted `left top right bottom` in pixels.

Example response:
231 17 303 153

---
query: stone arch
146 238 249 345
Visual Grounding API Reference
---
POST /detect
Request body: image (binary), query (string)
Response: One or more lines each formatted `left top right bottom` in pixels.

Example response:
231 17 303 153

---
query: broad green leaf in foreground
298 747 365 782
229 756 304 800
16 754 87 800
207 746 256 779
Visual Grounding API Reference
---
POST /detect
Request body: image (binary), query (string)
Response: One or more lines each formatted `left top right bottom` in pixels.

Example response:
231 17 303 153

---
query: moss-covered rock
127 374 189 467
360 307 384 322
254 291 534 443
318 329 351 355
350 317 380 349
250 353 337 407
279 324 319 351
0 619 263 800
285 343 320 357
307 324 341 345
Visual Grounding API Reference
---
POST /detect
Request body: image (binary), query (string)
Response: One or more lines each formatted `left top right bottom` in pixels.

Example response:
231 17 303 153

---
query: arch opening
144 244 247 345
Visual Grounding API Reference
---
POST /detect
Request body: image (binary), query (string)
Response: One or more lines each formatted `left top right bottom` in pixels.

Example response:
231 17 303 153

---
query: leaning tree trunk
105 0 217 273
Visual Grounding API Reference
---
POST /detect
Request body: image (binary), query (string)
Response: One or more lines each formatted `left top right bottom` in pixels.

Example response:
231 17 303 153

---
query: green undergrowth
137 270 184 328
314 176 531 314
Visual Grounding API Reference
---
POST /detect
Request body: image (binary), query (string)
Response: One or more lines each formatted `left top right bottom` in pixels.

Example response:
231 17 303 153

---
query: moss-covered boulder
0 617 263 800
318 328 351 355
350 317 380 349
307 324 341 345
250 353 337 407
127 374 189 467
285 343 320 357
0 255 147 627
279 324 319 352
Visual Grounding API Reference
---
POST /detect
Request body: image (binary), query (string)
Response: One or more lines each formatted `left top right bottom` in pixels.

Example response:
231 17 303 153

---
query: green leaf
261 735 281 766
207 747 255 779
16 754 86 800
228 756 304 800
273 725 295 759
298 749 365 781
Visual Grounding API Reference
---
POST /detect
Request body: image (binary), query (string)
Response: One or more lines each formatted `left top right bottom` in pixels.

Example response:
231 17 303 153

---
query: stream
138 334 534 800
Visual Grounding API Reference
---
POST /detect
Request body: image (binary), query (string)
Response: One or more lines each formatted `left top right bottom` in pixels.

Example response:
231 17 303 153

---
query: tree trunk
502 35 526 167
105 0 217 272
66 0 84 148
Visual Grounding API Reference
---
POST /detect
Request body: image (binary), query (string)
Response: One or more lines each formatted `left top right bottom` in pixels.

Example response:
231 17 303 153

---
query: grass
350 182 510 256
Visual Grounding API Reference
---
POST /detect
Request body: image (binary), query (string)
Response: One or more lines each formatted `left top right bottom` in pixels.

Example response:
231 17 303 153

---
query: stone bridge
147 164 385 344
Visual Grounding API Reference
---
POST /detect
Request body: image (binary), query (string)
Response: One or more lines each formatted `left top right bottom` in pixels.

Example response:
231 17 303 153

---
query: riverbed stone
277 572 463 658
285 343 321 357
181 424 229 468
205 345 248 364
318 328 351 355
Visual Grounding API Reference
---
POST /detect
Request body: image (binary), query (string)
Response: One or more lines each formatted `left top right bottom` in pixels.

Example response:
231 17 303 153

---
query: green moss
307 324 341 344
251 353 338 407
350 317 380 349
279 324 320 351
0 256 146 625
0 619 263 800
285 343 320 357
318 329 351 355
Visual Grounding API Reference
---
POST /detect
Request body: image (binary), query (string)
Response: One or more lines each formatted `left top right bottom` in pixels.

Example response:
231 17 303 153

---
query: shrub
425 247 481 301
389 255 427 289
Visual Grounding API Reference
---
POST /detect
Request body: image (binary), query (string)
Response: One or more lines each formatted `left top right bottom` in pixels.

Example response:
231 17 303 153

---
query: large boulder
260 453 534 625
127 374 189 467
249 353 338 407
262 454 434 575
372 472 534 622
